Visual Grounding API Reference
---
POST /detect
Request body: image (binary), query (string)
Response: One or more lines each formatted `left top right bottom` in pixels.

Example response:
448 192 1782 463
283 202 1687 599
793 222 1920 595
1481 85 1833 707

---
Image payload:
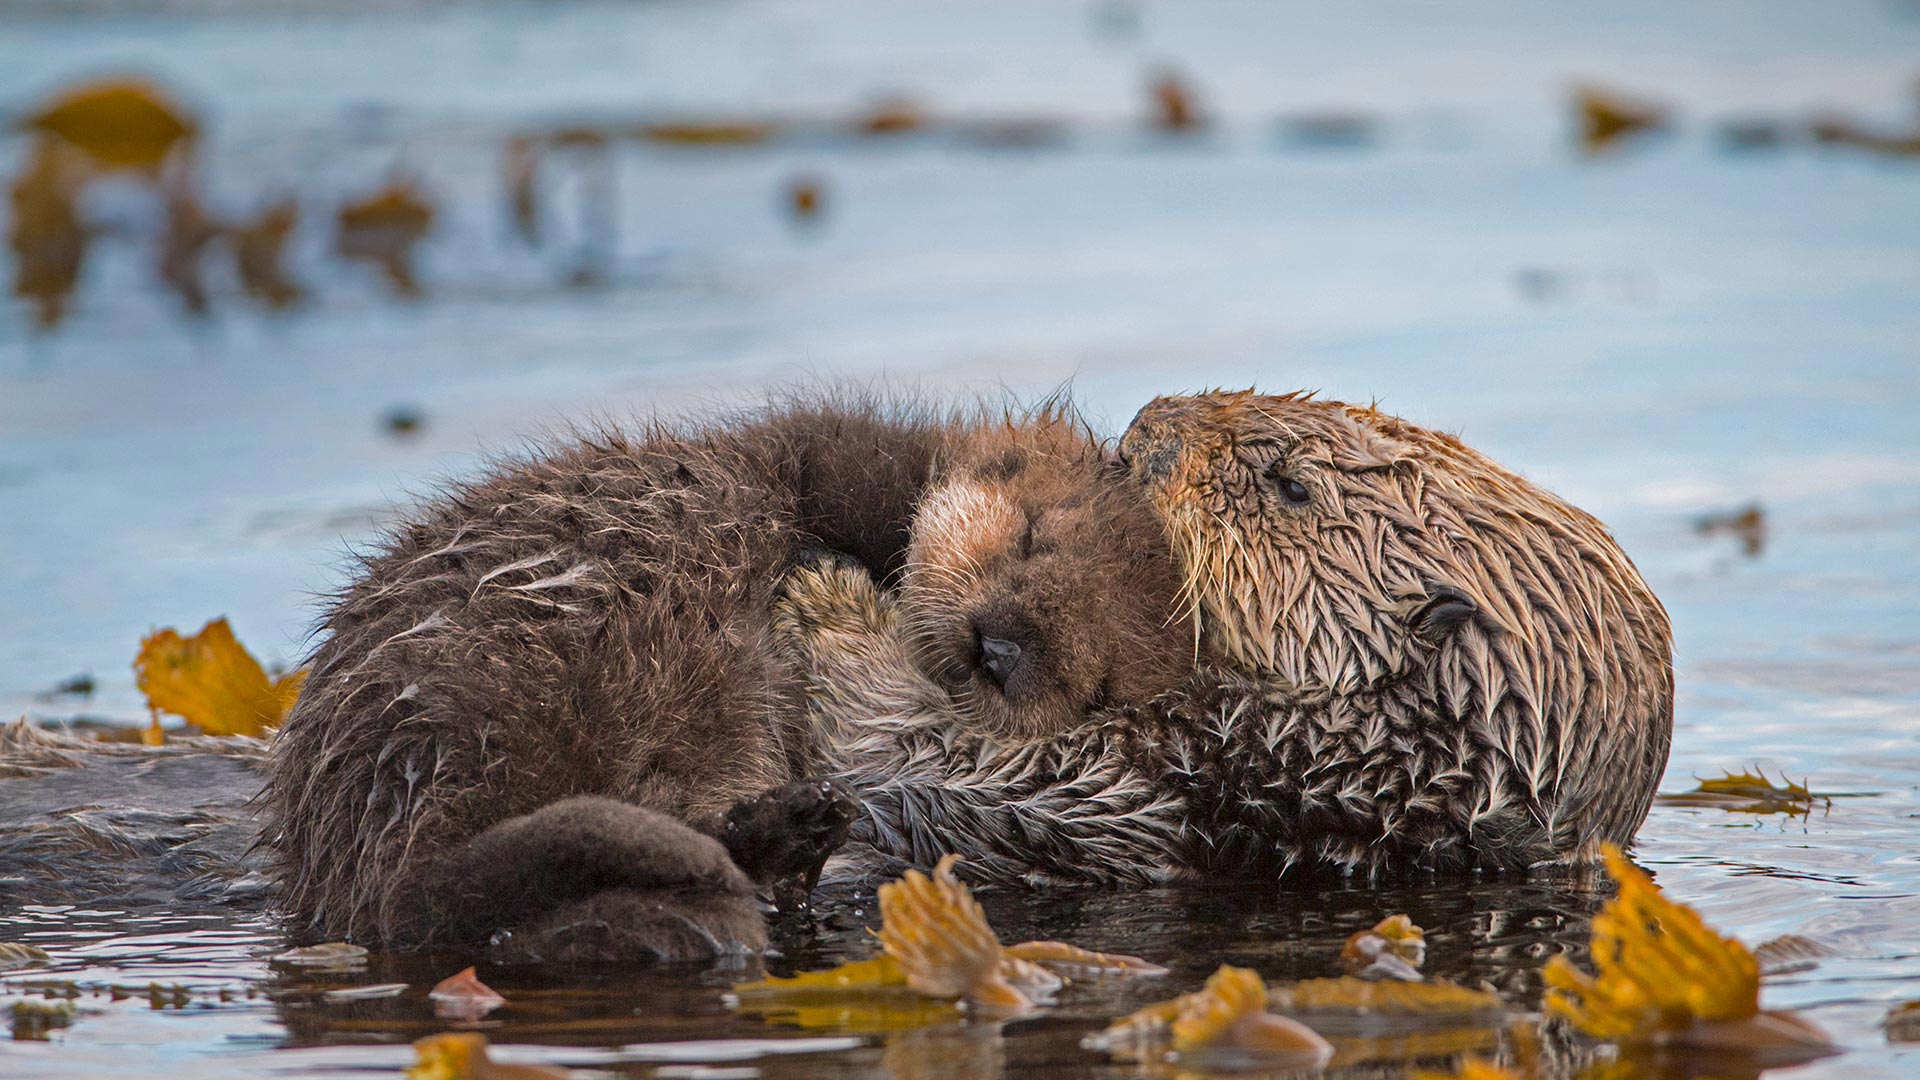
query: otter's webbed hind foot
489 887 766 965
719 779 857 914
449 796 766 963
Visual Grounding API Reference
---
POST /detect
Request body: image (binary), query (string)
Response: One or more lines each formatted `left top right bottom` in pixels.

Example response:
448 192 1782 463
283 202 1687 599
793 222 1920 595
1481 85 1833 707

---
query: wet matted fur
263 390 1194 958
780 390 1673 884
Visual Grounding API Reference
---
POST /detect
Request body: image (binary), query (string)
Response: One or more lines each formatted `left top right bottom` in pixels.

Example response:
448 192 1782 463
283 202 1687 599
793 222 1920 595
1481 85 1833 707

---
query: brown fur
261 391 1188 957
1120 390 1674 871
780 389 1673 884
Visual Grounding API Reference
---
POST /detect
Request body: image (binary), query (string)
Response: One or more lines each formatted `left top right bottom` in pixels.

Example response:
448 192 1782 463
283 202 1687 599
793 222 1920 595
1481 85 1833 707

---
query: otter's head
898 415 1192 743
1119 391 1672 745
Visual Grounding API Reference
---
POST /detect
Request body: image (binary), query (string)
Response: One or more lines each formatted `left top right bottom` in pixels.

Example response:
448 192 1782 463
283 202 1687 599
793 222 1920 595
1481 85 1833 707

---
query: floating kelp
336 180 436 298
1695 502 1767 557
231 197 305 310
1270 976 1504 1026
10 999 75 1041
22 78 198 175
1342 914 1426 981
405 1032 571 1080
7 142 90 332
1573 85 1668 156
1885 1000 1920 1043
1146 69 1206 133
1086 965 1333 1070
0 943 51 972
1543 845 1835 1061
1656 769 1826 816
733 855 1162 1020
135 618 307 743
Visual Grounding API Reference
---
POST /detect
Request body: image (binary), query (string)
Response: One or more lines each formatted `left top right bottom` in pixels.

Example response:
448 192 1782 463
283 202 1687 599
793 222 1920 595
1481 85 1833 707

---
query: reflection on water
2 0 1919 1077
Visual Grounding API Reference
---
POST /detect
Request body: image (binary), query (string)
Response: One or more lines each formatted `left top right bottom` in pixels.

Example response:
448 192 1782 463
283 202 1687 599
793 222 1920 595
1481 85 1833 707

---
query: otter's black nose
976 634 1023 689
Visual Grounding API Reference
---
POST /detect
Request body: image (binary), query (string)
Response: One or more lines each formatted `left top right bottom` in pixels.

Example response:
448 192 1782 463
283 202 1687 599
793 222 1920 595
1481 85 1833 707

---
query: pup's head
899 412 1191 743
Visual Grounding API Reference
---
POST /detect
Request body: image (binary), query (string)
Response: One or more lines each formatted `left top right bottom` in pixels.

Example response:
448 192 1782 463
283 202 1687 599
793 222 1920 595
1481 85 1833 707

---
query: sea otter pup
262 393 1192 961
782 390 1673 882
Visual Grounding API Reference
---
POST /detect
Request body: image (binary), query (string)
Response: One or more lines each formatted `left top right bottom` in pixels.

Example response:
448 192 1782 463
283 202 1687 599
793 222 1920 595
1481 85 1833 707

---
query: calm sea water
1 2 1917 1077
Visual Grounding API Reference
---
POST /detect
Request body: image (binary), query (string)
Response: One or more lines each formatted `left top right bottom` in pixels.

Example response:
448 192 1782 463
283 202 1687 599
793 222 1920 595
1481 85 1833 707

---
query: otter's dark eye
1275 476 1310 505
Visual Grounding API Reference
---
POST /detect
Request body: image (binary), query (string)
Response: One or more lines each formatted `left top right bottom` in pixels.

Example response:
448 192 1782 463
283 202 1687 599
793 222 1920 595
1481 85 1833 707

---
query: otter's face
1119 390 1490 695
899 446 1191 743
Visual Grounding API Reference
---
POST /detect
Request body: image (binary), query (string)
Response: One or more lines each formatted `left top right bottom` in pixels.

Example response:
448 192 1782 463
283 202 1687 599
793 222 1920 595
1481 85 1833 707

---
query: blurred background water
0 1 1917 1077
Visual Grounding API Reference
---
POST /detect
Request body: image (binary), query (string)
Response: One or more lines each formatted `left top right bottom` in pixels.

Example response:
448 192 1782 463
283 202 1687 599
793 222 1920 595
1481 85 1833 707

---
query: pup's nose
976 634 1024 689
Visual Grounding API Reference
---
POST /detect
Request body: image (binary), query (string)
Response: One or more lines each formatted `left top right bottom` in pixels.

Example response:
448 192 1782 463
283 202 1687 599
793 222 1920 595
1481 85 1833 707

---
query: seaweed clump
1543 845 1835 1061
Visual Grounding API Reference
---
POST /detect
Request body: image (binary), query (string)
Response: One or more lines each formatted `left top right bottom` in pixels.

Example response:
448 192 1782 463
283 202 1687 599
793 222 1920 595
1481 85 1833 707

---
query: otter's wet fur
781 390 1672 883
263 391 1194 958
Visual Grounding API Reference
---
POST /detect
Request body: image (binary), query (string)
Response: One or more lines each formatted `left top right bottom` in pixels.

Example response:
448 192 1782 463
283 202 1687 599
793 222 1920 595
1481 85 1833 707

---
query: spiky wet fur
781 390 1673 884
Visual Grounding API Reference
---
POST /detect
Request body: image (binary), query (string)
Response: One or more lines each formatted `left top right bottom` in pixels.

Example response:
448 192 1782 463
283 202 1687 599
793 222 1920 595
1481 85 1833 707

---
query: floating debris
1086 965 1334 1070
10 1000 75 1041
1277 111 1379 150
1885 1000 1920 1042
1147 69 1206 133
156 183 219 318
405 1032 571 1080
0 943 51 971
1695 502 1766 557
39 673 95 700
336 179 436 299
1342 914 1426 981
321 983 408 1002
23 78 197 176
431 966 508 1021
503 136 542 245
733 855 1161 1017
1574 85 1668 156
271 942 368 969
853 98 926 138
1717 119 1789 153
7 142 91 332
1543 845 1835 1061
785 174 825 225
232 197 304 310
1656 768 1825 816
135 618 307 742
383 405 426 439
632 119 778 147
1809 115 1920 158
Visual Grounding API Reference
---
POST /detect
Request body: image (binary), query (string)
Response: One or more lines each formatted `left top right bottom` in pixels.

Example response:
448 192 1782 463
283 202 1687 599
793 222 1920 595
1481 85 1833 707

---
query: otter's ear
1412 586 1478 643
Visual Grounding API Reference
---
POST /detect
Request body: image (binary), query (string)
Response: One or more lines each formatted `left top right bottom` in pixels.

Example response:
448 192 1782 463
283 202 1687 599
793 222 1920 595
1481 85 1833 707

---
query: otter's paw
774 558 893 646
720 778 858 913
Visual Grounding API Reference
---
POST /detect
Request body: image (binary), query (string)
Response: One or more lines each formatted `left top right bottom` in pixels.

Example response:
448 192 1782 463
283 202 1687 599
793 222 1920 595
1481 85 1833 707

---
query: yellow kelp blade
1002 940 1168 976
1271 976 1503 1019
877 854 1029 1009
405 1031 571 1080
1088 965 1332 1069
25 78 197 174
733 955 909 998
1542 844 1834 1058
134 618 306 740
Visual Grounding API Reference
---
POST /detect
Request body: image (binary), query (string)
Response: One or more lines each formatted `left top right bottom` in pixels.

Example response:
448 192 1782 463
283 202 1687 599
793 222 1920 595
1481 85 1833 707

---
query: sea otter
782 390 1673 882
259 392 1193 961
